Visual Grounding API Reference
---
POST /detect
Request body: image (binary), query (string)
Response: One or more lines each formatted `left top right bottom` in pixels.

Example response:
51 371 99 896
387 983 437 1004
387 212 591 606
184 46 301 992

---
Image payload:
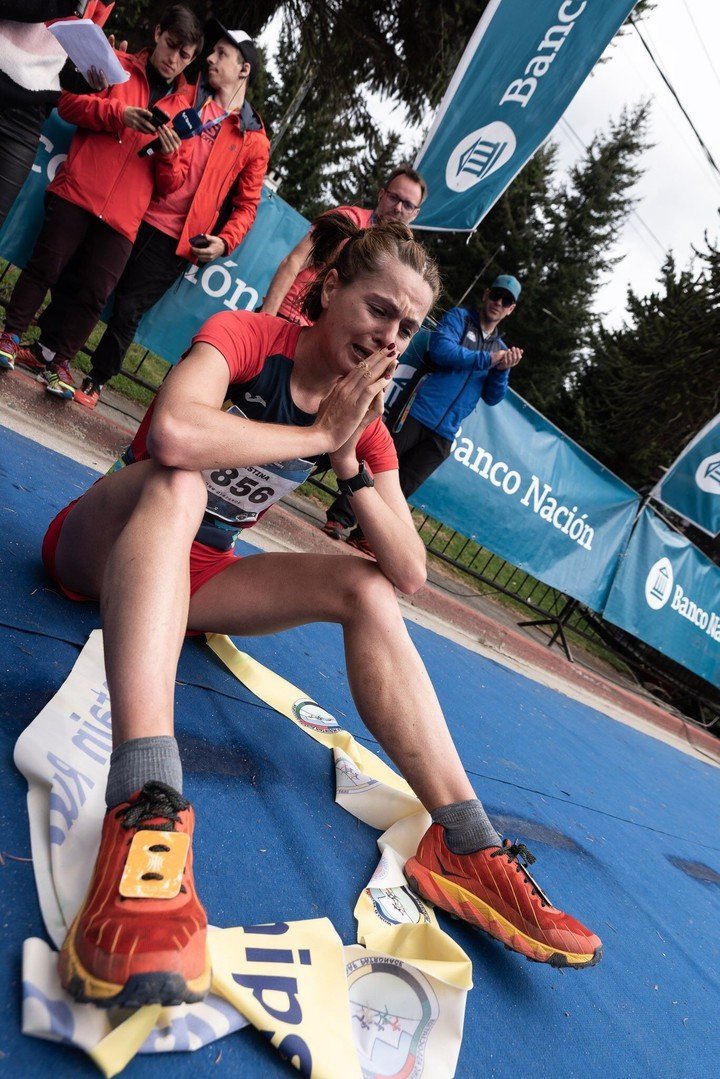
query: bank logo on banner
695 453 720 495
346 955 438 1077
645 557 674 610
643 556 720 642
445 122 516 192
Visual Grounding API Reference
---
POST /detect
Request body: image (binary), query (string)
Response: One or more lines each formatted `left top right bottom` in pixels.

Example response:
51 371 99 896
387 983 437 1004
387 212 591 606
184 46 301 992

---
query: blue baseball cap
490 274 521 302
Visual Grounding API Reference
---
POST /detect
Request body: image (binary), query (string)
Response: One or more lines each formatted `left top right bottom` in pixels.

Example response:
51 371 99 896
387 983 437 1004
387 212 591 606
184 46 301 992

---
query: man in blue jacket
327 274 523 553
394 273 523 497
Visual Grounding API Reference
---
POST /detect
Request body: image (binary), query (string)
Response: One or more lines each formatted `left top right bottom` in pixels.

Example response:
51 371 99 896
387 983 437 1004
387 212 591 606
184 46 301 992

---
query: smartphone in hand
190 234 211 249
149 106 171 129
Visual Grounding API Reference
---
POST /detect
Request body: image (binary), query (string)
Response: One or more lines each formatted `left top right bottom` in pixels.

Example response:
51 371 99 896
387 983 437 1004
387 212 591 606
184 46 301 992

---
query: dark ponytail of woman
306 210 362 270
301 219 441 323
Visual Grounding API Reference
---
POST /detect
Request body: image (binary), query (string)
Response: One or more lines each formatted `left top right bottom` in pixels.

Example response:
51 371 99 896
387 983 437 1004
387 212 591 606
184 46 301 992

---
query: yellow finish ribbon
89 1006 162 1078
206 632 415 799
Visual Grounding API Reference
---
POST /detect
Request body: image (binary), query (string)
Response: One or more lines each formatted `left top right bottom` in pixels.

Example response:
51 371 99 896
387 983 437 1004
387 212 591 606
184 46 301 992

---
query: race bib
202 407 313 526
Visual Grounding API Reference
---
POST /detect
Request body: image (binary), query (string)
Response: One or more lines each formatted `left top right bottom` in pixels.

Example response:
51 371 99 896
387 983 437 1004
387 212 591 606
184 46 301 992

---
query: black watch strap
337 460 374 496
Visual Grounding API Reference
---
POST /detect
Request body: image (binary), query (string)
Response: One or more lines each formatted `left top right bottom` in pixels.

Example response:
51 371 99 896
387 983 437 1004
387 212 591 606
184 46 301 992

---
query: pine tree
566 241 720 492
218 0 652 122
260 24 403 218
423 142 558 315
508 103 650 418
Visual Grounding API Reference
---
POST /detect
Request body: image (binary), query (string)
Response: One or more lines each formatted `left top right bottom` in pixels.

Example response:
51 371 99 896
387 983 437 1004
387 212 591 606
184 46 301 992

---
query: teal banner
134 191 308 362
411 390 640 611
603 508 720 687
0 111 309 365
414 0 637 231
651 414 720 537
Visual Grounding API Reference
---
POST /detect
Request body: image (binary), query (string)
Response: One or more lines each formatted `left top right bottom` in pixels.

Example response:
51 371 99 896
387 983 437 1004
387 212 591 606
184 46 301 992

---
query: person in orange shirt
41 222 601 1008
262 165 427 325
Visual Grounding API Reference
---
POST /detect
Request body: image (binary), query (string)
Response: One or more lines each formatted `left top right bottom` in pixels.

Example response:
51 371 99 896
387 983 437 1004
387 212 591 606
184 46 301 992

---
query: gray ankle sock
431 798 501 854
105 736 182 808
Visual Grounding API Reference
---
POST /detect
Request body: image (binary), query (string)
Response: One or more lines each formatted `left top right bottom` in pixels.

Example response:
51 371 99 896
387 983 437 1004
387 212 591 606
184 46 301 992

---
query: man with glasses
262 165 426 324
329 274 523 551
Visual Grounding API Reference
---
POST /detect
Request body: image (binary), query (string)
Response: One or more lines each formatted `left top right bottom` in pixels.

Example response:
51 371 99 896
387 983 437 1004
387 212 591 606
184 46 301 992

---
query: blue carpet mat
1 424 719 1077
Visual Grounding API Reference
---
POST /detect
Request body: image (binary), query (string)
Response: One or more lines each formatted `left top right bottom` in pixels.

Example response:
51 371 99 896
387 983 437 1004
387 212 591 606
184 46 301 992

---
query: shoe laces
117 781 190 832
492 839 552 907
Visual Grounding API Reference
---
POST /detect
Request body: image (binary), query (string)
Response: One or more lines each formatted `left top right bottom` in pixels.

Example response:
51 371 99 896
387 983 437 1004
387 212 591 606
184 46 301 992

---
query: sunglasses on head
488 288 516 307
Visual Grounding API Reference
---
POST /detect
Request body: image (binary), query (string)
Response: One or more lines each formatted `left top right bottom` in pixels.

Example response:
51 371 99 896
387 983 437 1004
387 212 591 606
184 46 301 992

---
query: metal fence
309 463 720 731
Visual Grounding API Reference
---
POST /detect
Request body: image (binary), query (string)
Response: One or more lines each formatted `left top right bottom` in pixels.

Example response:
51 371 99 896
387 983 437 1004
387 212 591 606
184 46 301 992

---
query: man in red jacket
0 4 202 397
66 19 268 408
20 18 270 409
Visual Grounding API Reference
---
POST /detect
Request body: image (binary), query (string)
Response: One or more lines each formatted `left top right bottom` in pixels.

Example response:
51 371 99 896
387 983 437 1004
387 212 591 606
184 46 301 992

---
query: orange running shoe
404 825 602 968
58 781 211 1007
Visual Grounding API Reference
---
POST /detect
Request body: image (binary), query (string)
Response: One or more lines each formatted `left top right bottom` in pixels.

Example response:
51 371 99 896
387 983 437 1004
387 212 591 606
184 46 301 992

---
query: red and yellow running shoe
404 825 602 968
58 781 211 1007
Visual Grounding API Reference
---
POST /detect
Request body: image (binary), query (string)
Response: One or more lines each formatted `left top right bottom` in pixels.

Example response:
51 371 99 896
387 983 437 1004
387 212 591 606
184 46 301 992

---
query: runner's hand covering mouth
314 344 396 457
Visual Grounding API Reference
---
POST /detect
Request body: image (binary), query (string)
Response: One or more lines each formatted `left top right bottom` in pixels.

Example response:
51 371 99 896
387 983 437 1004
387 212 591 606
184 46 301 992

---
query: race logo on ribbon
445 122 516 192
367 886 432 927
346 955 438 1077
335 755 379 795
291 698 341 732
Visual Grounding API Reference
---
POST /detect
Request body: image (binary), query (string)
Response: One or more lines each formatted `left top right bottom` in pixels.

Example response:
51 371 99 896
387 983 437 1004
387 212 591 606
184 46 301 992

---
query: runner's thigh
187 550 386 636
54 459 181 599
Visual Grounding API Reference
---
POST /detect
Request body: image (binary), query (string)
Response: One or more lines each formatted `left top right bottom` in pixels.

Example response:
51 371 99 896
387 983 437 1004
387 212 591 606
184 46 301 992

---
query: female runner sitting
43 220 601 1008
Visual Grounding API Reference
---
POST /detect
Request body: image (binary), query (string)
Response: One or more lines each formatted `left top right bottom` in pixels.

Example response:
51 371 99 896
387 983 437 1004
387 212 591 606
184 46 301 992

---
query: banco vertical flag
413 0 638 232
651 414 720 536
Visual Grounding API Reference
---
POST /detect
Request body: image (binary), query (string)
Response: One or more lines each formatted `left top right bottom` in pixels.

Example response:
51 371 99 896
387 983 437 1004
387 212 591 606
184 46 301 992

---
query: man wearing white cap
26 18 270 409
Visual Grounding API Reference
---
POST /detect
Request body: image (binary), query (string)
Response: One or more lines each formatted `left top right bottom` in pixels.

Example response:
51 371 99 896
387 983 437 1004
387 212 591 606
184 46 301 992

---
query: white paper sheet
48 20 129 86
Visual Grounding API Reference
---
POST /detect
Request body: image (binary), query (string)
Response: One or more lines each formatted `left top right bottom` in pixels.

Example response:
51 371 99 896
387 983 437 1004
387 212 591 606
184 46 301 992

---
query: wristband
336 460 374 497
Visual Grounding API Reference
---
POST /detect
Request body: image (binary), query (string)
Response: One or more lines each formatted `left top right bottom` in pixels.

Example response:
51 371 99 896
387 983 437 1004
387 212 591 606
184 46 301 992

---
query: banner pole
454 245 501 306
270 64 316 158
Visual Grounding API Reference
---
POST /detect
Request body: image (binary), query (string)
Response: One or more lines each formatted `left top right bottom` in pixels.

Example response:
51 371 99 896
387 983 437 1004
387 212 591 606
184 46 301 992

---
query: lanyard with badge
195 90 245 140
